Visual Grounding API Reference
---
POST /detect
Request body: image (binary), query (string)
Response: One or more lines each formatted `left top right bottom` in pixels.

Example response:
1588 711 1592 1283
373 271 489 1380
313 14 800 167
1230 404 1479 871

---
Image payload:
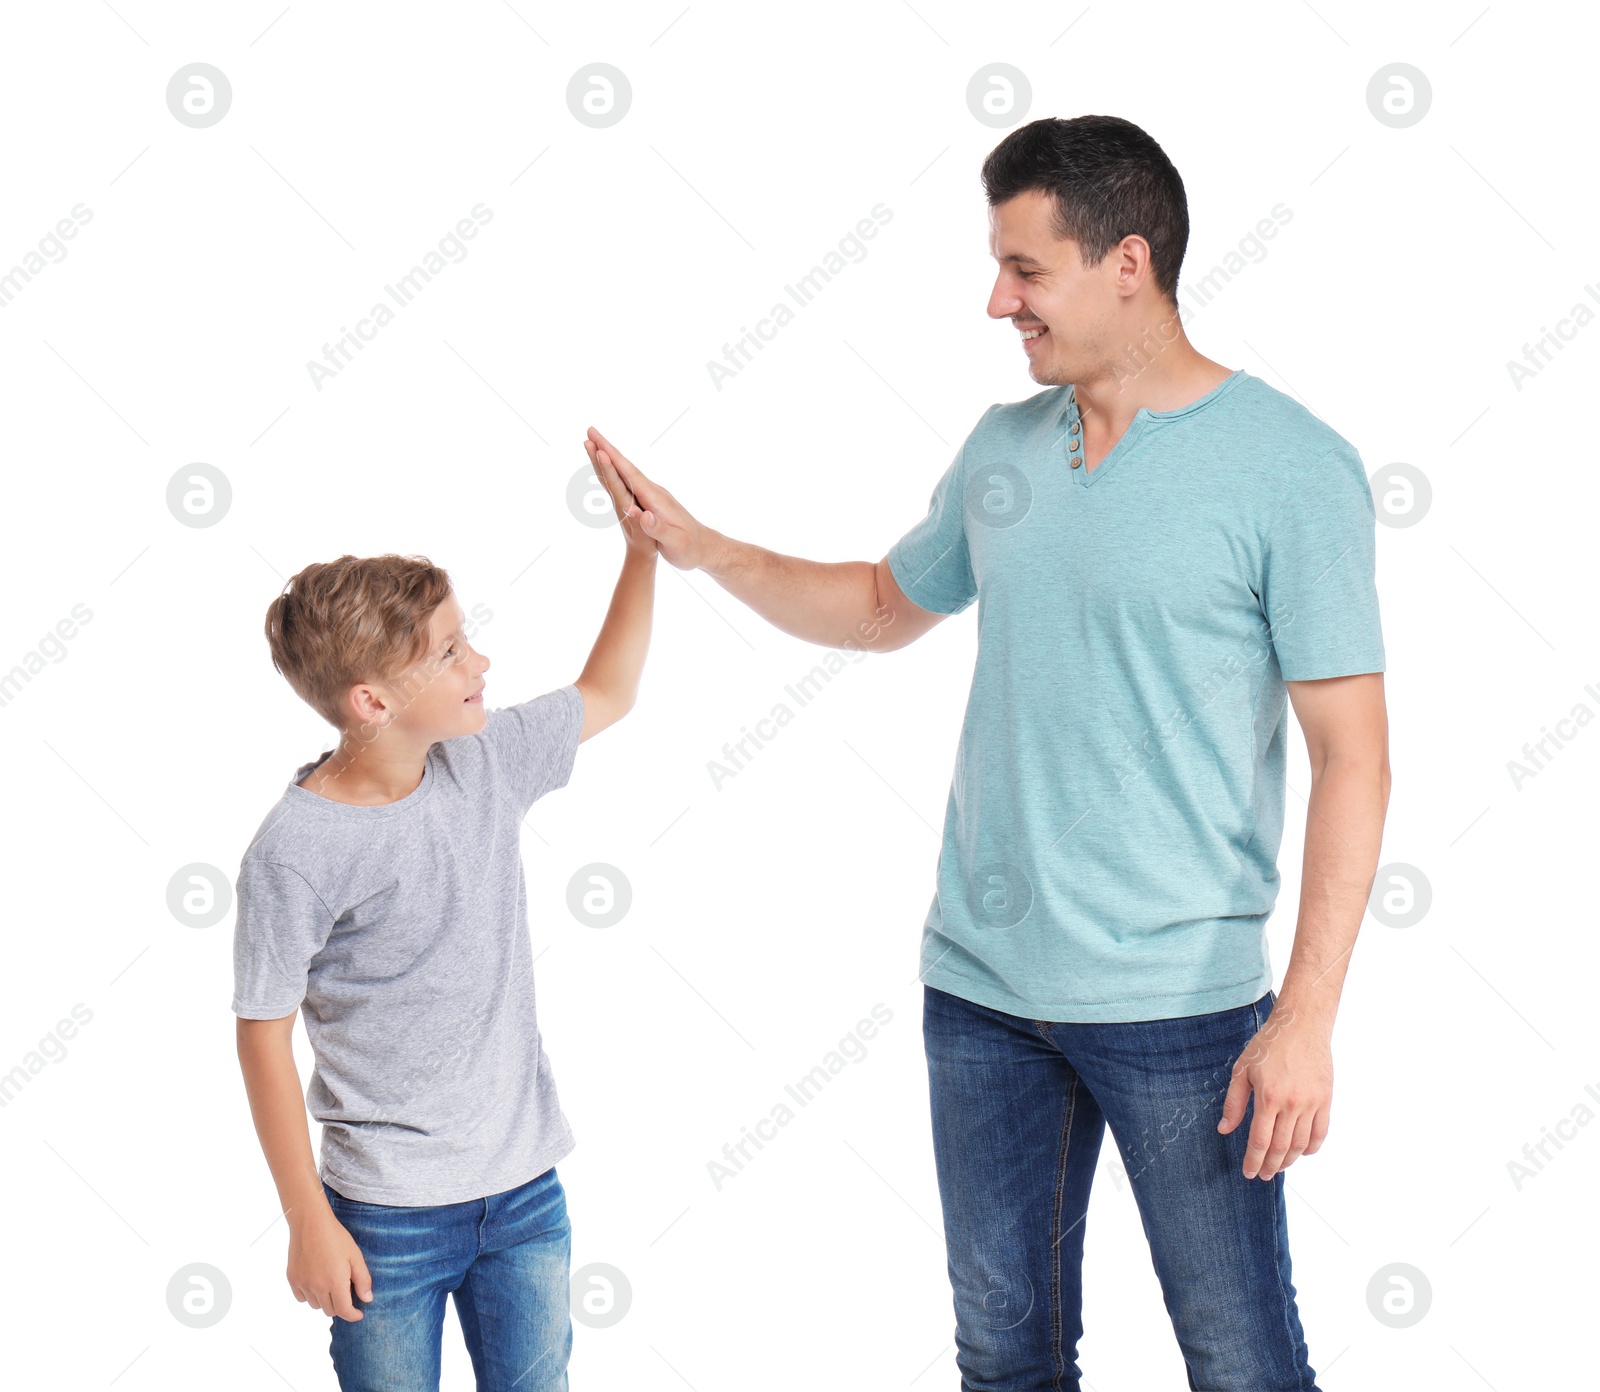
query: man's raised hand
585 426 712 571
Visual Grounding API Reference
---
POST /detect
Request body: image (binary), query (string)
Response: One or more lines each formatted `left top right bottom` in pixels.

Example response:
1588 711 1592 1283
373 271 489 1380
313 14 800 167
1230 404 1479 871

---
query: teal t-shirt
888 369 1384 1023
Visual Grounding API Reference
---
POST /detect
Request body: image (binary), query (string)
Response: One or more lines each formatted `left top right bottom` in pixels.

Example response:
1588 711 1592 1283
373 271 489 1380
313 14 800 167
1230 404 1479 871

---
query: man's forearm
700 530 894 651
1275 755 1391 1034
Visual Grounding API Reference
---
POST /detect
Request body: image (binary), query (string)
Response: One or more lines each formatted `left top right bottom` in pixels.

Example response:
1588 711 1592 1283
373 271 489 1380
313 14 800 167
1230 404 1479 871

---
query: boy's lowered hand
288 1205 374 1322
236 1015 375 1323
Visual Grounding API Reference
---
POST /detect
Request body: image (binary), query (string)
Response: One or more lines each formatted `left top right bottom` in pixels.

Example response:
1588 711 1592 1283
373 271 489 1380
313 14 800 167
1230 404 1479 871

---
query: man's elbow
1309 743 1390 796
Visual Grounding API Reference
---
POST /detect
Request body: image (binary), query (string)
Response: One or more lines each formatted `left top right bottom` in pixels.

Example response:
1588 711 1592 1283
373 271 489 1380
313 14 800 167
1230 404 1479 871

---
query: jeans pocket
323 1182 389 1215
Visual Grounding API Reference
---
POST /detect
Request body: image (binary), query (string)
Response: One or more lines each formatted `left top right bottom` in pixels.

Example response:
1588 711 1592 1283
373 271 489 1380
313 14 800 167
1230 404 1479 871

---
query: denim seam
1253 995 1310 1390
1038 1019 1073 1392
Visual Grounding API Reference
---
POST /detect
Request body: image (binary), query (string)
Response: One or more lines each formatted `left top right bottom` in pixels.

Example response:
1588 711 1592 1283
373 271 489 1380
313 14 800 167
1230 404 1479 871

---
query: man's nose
987 278 1022 320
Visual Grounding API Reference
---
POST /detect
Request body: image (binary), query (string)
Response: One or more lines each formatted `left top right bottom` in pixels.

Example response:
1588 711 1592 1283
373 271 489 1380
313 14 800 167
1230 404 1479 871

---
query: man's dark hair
981 115 1189 303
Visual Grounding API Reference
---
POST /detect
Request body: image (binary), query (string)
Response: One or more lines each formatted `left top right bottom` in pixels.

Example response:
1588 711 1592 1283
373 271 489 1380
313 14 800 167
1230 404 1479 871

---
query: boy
233 443 654 1390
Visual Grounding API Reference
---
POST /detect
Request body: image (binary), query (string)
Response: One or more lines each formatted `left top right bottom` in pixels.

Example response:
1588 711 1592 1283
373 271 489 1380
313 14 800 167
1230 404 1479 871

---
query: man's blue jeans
924 984 1319 1391
322 1165 571 1391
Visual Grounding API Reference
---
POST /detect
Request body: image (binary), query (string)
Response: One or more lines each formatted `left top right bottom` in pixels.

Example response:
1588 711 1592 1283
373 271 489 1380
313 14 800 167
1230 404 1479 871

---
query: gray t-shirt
232 683 584 1206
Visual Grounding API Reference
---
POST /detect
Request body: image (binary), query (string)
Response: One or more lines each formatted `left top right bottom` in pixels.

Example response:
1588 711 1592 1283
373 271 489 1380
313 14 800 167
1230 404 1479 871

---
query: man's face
986 189 1116 387
358 592 490 742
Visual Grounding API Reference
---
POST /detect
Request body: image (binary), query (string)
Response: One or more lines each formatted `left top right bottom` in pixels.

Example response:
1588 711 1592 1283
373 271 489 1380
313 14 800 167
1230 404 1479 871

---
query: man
588 114 1389 1391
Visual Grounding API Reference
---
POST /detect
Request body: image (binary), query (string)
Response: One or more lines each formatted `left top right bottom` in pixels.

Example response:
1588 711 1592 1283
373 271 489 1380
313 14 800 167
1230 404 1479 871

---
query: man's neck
1072 326 1233 440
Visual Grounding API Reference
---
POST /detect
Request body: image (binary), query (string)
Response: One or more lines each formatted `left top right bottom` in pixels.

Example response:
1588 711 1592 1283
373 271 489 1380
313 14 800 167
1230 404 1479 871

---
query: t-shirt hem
886 543 971 617
232 998 302 1020
552 683 583 787
319 1127 577 1207
1277 652 1387 682
921 961 1272 1024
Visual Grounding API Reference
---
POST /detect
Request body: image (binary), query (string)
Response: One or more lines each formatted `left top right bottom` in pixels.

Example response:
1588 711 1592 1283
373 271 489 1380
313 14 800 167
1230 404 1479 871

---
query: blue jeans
923 985 1319 1392
322 1165 572 1391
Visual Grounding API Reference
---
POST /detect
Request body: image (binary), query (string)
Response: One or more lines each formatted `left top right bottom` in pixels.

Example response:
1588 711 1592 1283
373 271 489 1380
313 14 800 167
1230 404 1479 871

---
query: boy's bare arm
573 439 660 742
236 1015 372 1321
584 426 948 654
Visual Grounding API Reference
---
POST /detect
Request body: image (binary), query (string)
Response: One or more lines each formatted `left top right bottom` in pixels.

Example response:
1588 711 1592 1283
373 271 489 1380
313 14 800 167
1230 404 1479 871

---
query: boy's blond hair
265 553 453 730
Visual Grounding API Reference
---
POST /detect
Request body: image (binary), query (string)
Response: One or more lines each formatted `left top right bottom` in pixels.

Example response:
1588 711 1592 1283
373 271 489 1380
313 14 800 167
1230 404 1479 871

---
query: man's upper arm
1286 673 1389 774
880 428 980 641
872 555 949 652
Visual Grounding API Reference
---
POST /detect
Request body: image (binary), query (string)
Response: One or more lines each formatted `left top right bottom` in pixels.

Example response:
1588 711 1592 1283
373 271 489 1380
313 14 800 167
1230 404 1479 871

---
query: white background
1 1 1594 1388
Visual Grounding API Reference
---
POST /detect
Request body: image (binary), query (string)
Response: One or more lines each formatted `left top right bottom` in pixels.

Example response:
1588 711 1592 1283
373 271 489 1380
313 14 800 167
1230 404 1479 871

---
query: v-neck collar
1060 370 1247 488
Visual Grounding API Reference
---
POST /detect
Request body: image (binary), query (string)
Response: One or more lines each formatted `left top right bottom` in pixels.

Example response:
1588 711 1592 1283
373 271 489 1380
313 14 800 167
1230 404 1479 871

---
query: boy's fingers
587 428 649 496
351 1254 373 1303
594 451 639 519
590 430 633 479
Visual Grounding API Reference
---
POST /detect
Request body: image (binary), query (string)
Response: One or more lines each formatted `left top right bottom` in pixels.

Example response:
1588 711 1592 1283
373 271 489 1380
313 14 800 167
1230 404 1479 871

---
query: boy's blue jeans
923 984 1320 1392
322 1165 571 1391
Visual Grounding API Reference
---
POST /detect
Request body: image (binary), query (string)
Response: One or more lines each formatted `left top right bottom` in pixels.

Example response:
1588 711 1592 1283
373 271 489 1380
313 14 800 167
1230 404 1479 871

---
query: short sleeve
232 859 335 1019
887 432 978 616
1260 445 1386 681
481 683 584 815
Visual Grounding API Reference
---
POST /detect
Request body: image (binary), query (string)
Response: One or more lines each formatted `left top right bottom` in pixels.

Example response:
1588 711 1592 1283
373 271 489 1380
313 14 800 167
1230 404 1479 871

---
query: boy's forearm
237 1024 332 1228
577 548 657 713
700 529 887 650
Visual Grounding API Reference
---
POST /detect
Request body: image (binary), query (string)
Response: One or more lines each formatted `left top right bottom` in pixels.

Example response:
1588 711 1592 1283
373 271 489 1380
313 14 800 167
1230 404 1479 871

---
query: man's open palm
585 427 709 570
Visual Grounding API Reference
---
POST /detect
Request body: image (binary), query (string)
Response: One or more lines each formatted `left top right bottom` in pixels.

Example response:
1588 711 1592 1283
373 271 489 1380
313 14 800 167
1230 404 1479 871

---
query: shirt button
1070 457 1082 468
1068 439 1080 451
1069 421 1080 434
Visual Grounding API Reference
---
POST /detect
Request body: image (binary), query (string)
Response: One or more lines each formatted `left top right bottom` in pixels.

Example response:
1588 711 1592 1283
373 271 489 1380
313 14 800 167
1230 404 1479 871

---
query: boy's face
358 592 490 742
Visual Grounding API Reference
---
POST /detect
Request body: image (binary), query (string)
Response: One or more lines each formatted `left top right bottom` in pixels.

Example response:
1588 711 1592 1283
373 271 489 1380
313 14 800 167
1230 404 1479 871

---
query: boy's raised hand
585 426 712 571
585 436 658 559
